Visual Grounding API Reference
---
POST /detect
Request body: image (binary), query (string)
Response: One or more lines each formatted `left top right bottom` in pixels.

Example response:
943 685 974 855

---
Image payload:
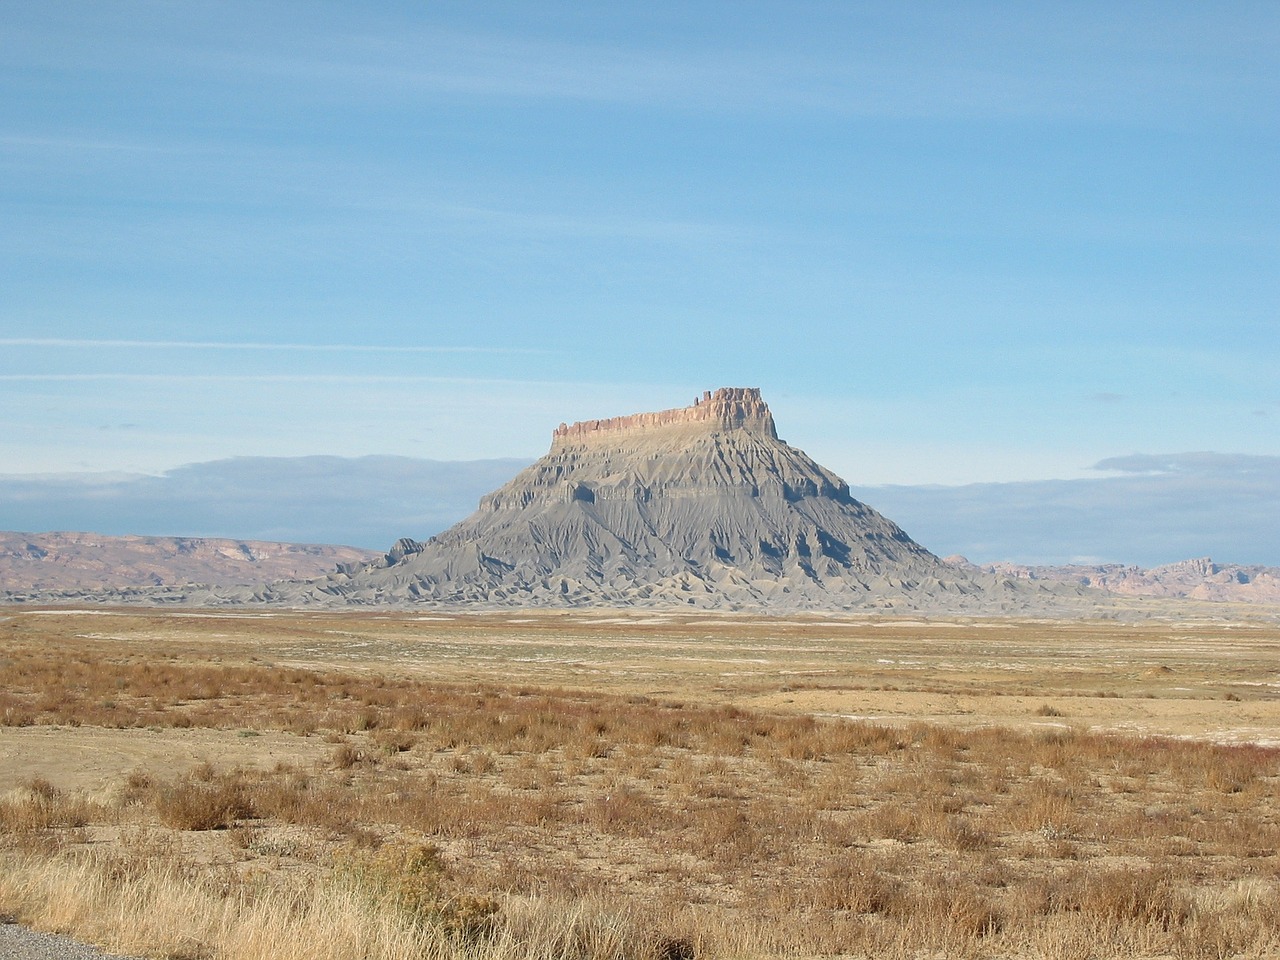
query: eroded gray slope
264 388 1066 611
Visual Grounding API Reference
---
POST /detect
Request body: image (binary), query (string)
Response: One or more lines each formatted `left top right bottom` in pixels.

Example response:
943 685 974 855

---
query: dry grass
0 847 676 960
2 609 1280 959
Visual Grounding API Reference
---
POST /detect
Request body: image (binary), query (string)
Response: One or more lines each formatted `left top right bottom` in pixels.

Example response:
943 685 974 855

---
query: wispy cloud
0 338 545 354
423 203 755 246
1093 452 1280 477
10 4 1271 124
191 12 1274 124
0 134 192 155
0 373 563 385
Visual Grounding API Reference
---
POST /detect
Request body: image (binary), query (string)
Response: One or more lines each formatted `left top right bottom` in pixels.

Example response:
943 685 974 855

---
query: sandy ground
0 727 326 794
747 688 1280 743
3 605 1279 791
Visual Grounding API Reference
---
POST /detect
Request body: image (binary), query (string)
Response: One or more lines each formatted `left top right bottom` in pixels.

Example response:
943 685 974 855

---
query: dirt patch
0 728 326 793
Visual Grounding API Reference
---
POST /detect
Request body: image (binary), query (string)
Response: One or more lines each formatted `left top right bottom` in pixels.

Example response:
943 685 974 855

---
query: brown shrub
153 777 253 831
813 857 903 913
331 744 362 770
334 840 498 938
1067 865 1190 928
902 881 1004 938
0 780 98 837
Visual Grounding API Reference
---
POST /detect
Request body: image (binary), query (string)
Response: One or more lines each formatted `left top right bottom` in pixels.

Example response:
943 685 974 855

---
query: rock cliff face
269 388 1046 611
551 387 777 443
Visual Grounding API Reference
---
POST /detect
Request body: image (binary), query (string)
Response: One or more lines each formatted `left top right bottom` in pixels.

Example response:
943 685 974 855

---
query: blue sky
2 2 1276 493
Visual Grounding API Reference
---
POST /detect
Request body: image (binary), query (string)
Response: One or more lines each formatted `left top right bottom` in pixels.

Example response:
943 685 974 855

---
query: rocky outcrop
385 537 425 565
552 388 776 443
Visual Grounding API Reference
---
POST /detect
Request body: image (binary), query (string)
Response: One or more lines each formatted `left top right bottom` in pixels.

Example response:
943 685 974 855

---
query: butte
273 387 1027 611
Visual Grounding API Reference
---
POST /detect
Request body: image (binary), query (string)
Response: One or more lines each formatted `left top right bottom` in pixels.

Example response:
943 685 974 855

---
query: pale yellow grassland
1 606 1278 959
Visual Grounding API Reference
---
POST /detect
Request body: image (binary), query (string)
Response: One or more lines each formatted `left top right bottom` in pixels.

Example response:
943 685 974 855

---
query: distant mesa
0 531 378 599
947 555 1280 605
252 387 1046 611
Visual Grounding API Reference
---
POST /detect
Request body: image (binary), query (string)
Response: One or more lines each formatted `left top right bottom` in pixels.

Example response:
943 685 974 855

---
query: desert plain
2 604 1279 959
